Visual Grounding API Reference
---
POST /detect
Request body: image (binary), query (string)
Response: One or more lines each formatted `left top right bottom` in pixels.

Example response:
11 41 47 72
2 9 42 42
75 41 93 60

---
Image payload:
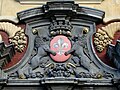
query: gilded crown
49 17 72 36
49 20 72 31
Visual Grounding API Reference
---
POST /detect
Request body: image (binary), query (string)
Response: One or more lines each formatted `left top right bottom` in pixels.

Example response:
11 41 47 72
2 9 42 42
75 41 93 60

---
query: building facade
0 0 120 90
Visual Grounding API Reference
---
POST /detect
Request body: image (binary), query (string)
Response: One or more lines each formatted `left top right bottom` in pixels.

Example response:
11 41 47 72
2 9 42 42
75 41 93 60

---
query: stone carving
107 40 120 70
45 63 73 77
0 68 7 84
50 35 71 62
0 16 19 24
4 1 120 89
17 15 101 79
9 30 27 52
17 8 43 21
94 22 120 52
0 42 15 67
94 29 112 52
0 22 27 52
65 35 100 74
101 22 120 39
30 35 56 70
24 31 106 79
49 18 72 36
0 22 21 38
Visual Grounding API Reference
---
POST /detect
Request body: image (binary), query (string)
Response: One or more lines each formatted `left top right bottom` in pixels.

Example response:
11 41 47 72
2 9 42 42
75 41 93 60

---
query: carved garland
0 22 27 52
94 22 120 52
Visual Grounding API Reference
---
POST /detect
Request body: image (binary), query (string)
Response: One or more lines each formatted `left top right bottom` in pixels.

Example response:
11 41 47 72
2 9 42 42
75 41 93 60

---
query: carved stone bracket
17 1 104 22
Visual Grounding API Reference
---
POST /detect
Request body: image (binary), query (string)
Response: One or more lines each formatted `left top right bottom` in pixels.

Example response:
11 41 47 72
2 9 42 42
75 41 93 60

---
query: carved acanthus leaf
0 22 21 38
0 22 27 52
94 22 120 52
102 22 120 39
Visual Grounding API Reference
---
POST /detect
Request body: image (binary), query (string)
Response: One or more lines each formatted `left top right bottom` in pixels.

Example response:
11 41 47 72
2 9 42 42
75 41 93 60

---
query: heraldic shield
50 35 71 62
0 0 120 90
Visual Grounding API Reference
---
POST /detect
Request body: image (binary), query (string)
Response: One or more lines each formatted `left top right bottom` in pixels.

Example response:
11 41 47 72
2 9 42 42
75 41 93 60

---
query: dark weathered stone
0 0 120 90
0 42 15 67
107 40 120 70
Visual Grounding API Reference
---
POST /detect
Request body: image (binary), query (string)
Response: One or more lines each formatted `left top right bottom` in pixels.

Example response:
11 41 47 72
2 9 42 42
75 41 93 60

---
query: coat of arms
0 1 120 90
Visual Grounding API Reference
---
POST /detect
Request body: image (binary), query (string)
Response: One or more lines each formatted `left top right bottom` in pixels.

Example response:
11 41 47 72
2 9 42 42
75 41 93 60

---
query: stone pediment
0 0 120 90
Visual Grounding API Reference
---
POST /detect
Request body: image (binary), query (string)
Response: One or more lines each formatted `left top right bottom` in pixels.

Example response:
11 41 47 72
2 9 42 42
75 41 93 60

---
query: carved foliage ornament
94 22 120 52
0 22 21 38
0 22 27 52
10 1 118 80
0 22 27 70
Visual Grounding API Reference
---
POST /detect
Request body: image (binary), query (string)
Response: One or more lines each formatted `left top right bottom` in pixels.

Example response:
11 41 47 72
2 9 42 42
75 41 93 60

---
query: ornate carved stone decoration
0 1 120 90
94 22 120 52
9 30 27 52
94 22 120 53
0 22 21 38
0 22 27 52
0 42 15 67
94 28 111 52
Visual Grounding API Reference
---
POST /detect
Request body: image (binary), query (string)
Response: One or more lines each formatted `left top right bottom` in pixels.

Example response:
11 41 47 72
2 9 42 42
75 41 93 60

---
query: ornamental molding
0 16 19 24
